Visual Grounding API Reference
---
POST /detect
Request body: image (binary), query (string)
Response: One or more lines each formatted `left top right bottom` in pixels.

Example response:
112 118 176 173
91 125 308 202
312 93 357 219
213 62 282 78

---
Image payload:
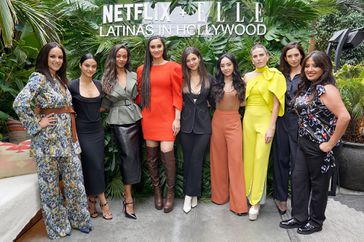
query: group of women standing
13 36 350 239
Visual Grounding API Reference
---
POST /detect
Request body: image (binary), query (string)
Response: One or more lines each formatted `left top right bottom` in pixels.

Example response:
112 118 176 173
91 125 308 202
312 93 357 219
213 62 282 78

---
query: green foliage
0 0 60 50
314 3 364 65
336 62 364 143
0 0 344 197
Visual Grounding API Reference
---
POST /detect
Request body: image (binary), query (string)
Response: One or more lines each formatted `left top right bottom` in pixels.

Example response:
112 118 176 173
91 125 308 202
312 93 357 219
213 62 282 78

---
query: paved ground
17 188 364 242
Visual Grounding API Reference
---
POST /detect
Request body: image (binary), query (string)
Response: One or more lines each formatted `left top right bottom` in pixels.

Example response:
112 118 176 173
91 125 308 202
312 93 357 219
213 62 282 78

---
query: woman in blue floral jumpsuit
13 42 91 239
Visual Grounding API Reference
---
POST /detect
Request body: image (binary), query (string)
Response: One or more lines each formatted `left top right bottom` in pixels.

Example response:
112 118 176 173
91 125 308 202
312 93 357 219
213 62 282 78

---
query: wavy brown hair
212 53 245 104
101 44 131 94
279 42 305 77
296 51 335 98
181 47 210 93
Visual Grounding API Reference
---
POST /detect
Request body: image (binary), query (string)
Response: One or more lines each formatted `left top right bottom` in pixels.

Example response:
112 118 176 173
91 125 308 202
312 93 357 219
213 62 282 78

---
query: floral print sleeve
13 72 44 136
13 72 81 157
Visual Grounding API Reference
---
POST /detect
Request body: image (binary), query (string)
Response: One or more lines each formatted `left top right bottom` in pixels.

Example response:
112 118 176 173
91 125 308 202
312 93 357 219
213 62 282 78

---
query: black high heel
123 200 137 220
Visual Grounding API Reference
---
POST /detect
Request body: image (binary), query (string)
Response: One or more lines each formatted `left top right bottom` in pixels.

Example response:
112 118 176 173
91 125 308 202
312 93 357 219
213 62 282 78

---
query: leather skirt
111 121 142 184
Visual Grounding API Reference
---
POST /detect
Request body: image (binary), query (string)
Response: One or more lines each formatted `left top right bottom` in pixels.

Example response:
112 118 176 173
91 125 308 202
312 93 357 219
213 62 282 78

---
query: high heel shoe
191 196 198 208
183 195 192 214
100 202 113 220
274 200 287 215
88 197 98 218
123 200 137 220
248 205 260 221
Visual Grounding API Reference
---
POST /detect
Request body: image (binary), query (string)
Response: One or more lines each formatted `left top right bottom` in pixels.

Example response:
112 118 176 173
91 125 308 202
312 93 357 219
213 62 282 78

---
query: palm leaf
0 0 17 48
12 0 60 45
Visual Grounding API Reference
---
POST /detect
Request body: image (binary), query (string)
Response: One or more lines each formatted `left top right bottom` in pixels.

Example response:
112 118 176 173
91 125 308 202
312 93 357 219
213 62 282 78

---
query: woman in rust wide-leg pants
210 109 247 214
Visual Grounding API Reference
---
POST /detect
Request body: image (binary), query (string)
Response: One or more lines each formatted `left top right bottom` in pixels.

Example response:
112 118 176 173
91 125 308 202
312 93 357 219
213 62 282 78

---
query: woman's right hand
39 113 57 128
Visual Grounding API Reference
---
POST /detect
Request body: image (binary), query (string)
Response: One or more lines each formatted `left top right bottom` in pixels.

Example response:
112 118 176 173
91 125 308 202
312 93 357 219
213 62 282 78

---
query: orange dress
136 61 182 141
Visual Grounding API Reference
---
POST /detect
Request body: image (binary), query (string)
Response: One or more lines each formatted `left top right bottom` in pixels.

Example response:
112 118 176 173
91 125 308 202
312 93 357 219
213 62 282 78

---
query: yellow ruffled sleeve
261 67 286 116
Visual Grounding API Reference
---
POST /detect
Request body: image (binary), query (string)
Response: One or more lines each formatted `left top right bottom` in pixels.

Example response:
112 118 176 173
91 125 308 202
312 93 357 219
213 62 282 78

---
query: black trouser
180 132 210 196
112 121 142 185
292 136 333 226
272 114 298 201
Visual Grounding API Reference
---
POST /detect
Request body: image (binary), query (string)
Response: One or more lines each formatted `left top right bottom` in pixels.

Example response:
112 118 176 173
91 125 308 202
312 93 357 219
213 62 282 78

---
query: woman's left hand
172 119 180 136
265 128 275 144
319 142 334 153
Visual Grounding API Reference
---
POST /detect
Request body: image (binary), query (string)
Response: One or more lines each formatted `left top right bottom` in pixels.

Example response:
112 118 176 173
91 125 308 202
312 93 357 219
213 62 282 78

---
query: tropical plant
0 0 60 50
336 62 364 143
0 0 343 195
0 0 62 138
314 1 364 65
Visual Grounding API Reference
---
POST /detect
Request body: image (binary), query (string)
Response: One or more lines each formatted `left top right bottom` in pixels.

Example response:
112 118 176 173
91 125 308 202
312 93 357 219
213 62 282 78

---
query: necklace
224 81 234 92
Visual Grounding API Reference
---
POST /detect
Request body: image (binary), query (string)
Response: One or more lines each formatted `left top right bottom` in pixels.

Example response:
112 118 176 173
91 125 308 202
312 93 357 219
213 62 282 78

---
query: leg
60 156 91 231
303 139 331 226
180 132 194 213
291 140 310 223
210 112 229 205
113 123 142 185
145 143 162 210
112 123 142 216
243 116 257 201
272 118 290 202
98 192 112 220
160 141 176 213
249 130 272 205
184 133 210 196
35 156 71 239
180 132 194 196
226 114 248 214
123 184 136 219
185 133 210 212
87 195 98 218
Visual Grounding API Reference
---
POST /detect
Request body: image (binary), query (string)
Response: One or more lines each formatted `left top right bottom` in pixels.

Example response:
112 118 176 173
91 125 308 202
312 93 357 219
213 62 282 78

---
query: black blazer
180 76 214 134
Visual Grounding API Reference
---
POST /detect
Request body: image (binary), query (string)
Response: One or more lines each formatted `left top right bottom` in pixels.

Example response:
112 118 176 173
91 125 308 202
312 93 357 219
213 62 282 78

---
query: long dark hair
296 51 335 97
80 53 96 65
279 42 305 77
141 36 167 109
101 44 131 94
35 42 68 86
212 53 245 104
181 47 209 93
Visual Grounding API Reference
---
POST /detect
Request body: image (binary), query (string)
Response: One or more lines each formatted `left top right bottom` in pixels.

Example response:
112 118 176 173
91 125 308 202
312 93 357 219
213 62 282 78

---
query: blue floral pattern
294 85 338 173
13 72 81 157
13 72 90 239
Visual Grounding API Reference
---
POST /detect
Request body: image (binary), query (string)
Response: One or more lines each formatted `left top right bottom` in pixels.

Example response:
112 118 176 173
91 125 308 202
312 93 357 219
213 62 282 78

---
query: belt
113 99 132 106
35 106 77 142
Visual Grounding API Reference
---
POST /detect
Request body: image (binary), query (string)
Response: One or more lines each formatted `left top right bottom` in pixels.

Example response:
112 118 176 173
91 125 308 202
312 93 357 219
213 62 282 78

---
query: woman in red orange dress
136 36 182 213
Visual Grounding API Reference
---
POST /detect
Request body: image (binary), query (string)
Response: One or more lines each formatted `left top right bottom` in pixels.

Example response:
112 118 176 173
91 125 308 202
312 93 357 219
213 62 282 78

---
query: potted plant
335 62 364 191
0 45 34 143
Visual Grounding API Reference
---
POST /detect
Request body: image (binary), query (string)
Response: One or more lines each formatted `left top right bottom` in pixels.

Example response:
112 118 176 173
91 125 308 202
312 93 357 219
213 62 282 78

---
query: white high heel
248 205 260 221
191 196 198 208
183 195 192 214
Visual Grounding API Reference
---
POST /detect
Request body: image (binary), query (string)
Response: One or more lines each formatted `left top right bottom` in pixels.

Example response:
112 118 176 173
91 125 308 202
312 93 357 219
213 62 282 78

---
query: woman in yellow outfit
243 44 286 221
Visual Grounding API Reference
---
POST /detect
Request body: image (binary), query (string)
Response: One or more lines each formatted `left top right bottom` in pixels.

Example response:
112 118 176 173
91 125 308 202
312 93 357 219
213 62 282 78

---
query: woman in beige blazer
101 44 142 220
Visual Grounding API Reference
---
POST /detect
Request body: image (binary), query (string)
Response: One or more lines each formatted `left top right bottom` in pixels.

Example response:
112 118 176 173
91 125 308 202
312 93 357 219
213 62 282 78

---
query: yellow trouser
243 104 272 205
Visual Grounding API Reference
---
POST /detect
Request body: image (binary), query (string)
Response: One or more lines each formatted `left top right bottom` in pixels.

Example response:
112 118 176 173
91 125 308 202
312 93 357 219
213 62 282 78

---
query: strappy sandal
123 200 137 220
88 197 98 218
100 201 113 220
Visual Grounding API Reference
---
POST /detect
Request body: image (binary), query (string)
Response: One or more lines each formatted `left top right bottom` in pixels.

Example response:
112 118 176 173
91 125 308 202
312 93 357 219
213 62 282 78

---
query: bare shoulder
244 71 256 83
322 84 341 97
323 84 339 92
